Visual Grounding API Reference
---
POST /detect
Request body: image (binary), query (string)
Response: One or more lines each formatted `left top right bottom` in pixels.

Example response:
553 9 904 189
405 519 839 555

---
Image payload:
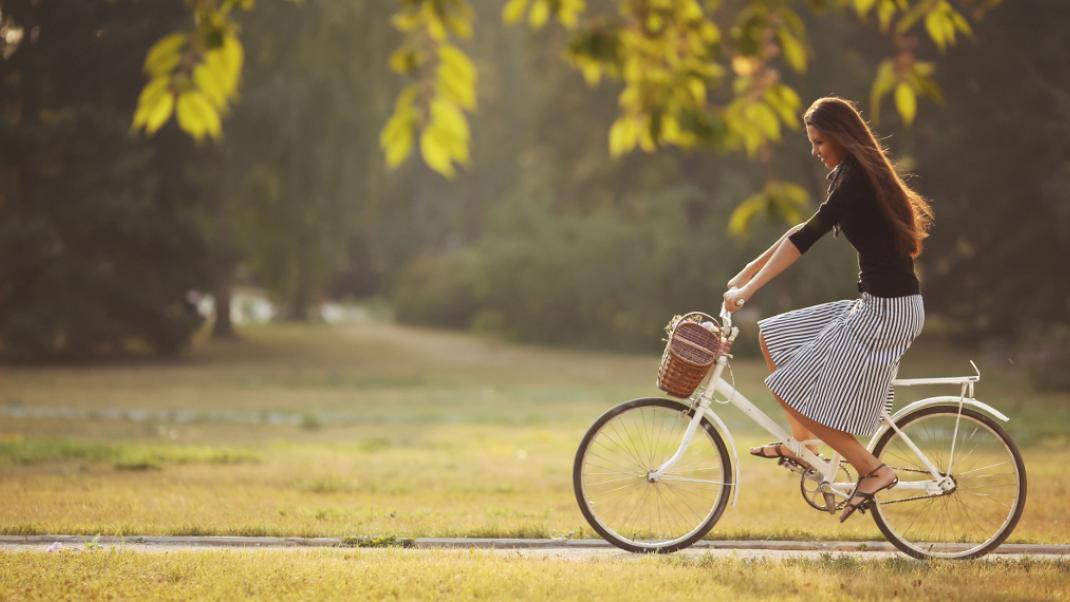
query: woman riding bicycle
722 96 934 523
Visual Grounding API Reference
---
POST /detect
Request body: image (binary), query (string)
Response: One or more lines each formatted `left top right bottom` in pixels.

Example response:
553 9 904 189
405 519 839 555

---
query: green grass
0 435 258 470
1 548 1067 601
0 318 1066 543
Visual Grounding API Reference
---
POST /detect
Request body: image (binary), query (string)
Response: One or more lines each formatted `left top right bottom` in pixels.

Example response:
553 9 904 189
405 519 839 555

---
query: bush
389 186 856 354
391 250 484 329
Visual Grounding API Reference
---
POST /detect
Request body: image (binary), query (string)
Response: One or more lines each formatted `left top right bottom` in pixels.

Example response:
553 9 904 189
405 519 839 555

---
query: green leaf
380 109 414 168
430 98 470 146
729 182 811 237
869 60 896 123
389 48 418 75
176 91 222 141
877 0 896 32
768 182 809 224
438 68 477 111
439 45 477 86
221 34 244 74
779 84 801 112
144 33 186 76
529 0 549 29
608 117 638 157
925 11 948 52
853 0 877 17
394 85 419 112
391 10 422 33
745 102 780 141
942 8 958 46
557 0 585 28
911 62 944 104
728 192 768 237
688 77 707 106
894 82 916 126
895 3 927 35
133 78 175 134
777 30 807 73
579 61 602 86
764 86 798 128
193 64 227 110
420 126 456 179
445 13 472 39
204 50 239 97
503 0 528 24
949 9 973 36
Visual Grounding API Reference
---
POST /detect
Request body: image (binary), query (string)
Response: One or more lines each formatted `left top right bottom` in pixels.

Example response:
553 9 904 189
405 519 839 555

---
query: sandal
749 442 817 472
839 463 898 523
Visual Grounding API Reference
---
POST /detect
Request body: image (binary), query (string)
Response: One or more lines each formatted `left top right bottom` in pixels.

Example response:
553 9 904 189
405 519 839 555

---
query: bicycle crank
799 464 854 513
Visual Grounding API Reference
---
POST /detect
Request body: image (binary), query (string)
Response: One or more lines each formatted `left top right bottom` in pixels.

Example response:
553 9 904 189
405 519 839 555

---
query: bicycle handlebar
719 303 732 332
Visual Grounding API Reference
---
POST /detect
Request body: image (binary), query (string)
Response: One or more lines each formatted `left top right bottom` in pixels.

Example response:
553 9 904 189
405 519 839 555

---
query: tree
133 0 1002 232
211 1 396 321
0 0 210 360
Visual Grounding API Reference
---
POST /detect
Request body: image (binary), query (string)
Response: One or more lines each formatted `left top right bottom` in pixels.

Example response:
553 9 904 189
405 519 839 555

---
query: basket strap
673 336 720 354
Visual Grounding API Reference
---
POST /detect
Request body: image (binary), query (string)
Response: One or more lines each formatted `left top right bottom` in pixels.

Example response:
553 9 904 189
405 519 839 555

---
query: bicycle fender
867 395 1011 450
701 407 742 508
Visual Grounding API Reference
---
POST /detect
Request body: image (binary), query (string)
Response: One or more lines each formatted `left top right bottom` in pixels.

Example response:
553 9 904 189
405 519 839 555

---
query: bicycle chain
871 465 954 506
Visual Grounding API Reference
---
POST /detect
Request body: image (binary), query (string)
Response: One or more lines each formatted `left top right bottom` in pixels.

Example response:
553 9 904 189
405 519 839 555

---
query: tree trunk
212 284 236 339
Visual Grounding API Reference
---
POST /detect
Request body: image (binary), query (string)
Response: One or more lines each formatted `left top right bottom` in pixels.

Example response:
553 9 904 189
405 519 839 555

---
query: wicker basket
657 312 726 398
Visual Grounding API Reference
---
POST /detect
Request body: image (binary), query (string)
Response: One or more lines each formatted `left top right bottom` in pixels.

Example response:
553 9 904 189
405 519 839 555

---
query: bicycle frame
649 325 1000 509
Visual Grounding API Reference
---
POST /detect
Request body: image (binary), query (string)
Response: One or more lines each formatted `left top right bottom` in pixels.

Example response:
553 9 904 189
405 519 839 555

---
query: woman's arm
727 223 804 288
724 236 802 312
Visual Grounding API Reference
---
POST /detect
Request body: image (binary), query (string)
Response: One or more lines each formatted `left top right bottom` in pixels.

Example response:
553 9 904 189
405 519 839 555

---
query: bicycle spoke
577 400 729 551
872 408 1024 559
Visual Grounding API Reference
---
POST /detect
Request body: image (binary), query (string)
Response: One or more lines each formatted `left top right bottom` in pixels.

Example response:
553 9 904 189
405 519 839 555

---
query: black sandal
839 463 898 523
749 442 816 472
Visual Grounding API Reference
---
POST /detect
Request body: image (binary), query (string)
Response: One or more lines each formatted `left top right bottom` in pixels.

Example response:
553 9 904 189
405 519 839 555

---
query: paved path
2 536 1066 561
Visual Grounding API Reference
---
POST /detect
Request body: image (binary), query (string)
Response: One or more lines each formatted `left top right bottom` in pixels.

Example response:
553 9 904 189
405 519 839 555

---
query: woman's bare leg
753 333 818 458
757 331 896 519
771 396 880 473
769 391 898 520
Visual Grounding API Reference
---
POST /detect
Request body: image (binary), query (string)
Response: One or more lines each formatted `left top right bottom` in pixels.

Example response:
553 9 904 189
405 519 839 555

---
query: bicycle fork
647 399 707 483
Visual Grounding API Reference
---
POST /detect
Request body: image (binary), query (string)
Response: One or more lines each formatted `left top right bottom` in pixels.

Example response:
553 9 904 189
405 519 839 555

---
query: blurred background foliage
0 0 1067 385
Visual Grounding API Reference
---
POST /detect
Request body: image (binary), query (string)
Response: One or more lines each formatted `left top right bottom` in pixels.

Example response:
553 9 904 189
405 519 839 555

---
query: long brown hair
803 96 934 258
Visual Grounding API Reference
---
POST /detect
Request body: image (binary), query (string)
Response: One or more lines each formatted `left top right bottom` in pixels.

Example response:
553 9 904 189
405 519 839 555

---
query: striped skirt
758 293 925 436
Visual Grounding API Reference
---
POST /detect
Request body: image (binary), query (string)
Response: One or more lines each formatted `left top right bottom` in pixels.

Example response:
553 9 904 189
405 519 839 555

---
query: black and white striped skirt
758 293 925 435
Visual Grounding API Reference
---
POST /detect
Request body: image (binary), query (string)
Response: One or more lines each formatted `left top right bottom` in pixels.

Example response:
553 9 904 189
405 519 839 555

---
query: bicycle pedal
822 491 838 515
778 457 807 475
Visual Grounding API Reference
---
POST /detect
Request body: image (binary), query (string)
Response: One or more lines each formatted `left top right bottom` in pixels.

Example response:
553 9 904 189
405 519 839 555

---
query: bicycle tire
870 405 1027 560
573 397 733 554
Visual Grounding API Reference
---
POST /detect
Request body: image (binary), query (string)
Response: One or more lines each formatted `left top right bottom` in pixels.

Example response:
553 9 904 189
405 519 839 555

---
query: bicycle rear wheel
870 405 1027 559
573 397 733 553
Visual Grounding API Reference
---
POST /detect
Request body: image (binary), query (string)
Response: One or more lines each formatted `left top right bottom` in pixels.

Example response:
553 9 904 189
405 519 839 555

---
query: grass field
2 548 1067 601
1 316 1067 543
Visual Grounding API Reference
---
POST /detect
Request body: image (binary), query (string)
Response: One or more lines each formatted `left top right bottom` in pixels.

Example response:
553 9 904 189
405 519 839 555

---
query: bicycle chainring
799 463 854 513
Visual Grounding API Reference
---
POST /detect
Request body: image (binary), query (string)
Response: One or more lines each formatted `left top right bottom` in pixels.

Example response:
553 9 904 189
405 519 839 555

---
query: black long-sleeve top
788 156 921 297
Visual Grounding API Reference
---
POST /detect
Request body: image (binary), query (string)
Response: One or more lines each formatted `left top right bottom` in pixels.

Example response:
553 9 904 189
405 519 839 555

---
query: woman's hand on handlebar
722 286 752 313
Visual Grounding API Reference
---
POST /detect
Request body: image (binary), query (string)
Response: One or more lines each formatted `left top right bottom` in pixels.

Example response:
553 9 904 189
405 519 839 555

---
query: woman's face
806 124 844 170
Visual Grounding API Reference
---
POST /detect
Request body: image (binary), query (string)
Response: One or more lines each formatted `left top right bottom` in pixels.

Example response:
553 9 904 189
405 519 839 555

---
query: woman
722 96 933 522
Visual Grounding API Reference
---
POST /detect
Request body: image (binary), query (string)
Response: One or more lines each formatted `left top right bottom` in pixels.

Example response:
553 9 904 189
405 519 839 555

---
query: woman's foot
839 463 898 523
749 442 818 472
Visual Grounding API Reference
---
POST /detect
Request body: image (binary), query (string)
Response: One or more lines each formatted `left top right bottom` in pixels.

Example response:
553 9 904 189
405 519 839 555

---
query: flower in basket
664 313 714 337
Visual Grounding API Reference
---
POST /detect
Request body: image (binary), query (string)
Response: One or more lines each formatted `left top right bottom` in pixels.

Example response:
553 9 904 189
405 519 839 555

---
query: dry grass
0 319 1066 543
1 548 1068 601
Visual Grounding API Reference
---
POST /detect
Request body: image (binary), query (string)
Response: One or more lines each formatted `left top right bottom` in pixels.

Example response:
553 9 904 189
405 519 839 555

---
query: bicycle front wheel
871 405 1027 560
573 397 733 553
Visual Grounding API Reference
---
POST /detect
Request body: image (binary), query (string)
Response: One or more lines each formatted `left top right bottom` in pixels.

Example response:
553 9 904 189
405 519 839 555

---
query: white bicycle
573 308 1027 560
